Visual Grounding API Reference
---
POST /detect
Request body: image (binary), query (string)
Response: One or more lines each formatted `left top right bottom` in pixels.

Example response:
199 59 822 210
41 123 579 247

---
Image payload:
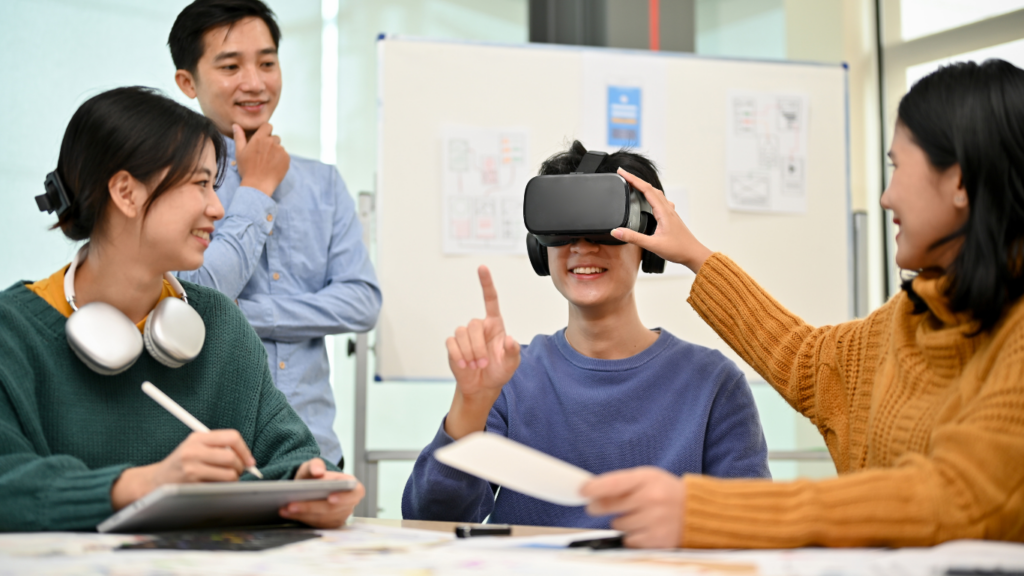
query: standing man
168 0 381 469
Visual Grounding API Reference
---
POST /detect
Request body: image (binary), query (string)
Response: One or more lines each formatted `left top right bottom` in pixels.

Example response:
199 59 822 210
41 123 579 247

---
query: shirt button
279 362 286 369
273 272 280 280
266 214 273 222
268 230 273 235
230 160 237 167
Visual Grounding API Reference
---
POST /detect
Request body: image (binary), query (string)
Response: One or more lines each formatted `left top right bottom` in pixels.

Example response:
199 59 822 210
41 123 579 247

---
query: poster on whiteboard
581 52 667 165
441 126 530 255
726 91 809 214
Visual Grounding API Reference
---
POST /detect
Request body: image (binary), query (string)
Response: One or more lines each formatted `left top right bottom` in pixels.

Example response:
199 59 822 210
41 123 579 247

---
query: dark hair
53 86 227 241
898 59 1024 332
539 140 664 191
168 0 281 75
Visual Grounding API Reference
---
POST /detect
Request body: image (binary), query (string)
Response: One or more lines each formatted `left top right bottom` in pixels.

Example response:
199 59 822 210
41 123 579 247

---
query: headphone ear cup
639 217 664 273
641 250 666 274
526 234 550 276
144 297 206 368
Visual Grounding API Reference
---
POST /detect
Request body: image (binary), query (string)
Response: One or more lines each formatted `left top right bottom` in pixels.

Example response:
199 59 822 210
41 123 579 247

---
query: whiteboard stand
351 190 422 518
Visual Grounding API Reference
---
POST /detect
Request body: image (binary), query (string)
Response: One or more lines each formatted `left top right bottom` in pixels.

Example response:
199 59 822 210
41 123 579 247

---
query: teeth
191 230 210 241
572 267 604 275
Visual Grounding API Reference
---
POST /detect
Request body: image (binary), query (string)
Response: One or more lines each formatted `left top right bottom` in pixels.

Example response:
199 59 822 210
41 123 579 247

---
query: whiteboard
376 36 851 380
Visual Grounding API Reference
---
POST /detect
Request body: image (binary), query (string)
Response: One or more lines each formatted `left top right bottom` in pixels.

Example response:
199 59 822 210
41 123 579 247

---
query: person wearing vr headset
402 141 770 529
167 0 382 470
579 61 1024 549
0 86 363 531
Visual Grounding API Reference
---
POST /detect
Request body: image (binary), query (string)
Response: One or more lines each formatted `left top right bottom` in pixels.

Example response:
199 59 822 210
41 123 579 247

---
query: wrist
110 465 155 511
683 245 713 274
446 390 500 440
240 177 276 197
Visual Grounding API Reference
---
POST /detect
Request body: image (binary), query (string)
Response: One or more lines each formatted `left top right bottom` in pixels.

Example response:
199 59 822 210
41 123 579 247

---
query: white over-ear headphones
63 244 206 375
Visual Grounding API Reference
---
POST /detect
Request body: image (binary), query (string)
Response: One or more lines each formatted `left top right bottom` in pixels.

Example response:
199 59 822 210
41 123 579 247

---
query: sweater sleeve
401 396 509 522
687 253 893 471
679 254 1024 548
0 380 129 531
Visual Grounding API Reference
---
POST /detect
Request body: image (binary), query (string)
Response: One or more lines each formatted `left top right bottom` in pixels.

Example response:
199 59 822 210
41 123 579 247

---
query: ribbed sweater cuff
681 469 937 548
45 464 130 530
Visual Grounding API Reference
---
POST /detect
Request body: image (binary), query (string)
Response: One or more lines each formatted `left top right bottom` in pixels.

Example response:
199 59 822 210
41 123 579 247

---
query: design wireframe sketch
726 91 809 214
441 127 530 254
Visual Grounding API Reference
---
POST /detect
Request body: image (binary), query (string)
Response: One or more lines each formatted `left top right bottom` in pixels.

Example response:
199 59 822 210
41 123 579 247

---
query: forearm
681 466 940 548
687 253 837 417
237 279 381 341
177 187 276 300
401 420 496 522
0 456 129 531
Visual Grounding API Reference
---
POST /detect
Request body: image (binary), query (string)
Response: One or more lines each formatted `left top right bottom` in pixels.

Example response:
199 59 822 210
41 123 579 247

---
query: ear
107 170 145 219
175 69 198 99
948 164 968 208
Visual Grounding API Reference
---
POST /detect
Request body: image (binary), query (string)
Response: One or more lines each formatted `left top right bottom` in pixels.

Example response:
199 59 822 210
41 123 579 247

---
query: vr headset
523 150 665 276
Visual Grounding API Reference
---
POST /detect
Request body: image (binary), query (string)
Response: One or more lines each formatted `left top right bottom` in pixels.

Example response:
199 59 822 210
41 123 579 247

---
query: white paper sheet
726 91 809 214
434 432 594 506
441 126 530 254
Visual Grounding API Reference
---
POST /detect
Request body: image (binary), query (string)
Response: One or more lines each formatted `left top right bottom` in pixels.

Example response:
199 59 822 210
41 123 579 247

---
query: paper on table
434 432 594 506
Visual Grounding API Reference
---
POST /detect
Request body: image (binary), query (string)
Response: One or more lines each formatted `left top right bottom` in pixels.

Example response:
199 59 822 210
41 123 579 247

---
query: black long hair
53 86 227 241
897 59 1024 332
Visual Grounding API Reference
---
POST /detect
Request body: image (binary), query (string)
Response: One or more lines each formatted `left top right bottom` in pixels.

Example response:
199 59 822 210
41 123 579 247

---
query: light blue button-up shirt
178 136 381 464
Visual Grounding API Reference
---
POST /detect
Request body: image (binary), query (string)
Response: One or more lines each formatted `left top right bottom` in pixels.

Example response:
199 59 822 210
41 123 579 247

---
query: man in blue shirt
168 0 381 468
403 142 770 528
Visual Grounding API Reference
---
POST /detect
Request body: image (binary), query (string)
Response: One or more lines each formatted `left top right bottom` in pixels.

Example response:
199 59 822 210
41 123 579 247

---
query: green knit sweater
0 279 337 532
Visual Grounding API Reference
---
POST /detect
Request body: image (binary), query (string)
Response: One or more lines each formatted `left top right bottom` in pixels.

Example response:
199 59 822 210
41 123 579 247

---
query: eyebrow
193 167 213 178
212 47 278 62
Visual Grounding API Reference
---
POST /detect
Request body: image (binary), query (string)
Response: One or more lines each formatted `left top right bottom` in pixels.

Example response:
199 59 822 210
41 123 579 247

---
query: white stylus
141 381 264 479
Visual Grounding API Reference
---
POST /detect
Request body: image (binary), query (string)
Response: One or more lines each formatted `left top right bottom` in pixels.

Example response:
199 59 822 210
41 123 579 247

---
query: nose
570 238 600 254
207 189 225 222
238 63 265 94
880 185 892 210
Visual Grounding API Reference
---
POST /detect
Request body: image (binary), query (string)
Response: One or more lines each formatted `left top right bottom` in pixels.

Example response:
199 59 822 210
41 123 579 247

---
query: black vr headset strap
572 151 607 174
526 233 550 276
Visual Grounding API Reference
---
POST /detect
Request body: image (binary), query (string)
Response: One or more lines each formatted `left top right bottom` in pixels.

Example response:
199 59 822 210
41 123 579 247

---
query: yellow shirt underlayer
26 265 180 332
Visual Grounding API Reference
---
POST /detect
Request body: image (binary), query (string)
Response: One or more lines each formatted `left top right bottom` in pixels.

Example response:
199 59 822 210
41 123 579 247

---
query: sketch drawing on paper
442 127 529 254
726 91 809 214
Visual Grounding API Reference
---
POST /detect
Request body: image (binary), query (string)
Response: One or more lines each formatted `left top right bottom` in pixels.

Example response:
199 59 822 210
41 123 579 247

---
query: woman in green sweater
0 86 363 531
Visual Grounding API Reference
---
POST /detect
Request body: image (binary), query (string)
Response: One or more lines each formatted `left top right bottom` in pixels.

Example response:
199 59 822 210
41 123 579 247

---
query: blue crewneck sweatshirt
402 328 770 529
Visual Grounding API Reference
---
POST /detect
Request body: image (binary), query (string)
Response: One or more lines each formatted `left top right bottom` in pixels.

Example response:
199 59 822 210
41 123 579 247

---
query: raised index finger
477 265 501 318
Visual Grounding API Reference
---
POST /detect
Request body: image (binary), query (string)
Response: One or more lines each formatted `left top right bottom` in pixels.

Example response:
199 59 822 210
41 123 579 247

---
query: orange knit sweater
681 253 1024 548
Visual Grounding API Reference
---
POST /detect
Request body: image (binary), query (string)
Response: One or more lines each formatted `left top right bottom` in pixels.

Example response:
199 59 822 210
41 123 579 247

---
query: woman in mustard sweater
581 59 1024 548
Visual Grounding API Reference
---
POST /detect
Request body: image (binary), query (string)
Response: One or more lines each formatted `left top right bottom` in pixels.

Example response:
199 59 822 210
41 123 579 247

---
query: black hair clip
36 171 71 216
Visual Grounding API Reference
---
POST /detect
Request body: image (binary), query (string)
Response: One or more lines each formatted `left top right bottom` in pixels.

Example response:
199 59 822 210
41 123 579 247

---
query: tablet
97 479 357 533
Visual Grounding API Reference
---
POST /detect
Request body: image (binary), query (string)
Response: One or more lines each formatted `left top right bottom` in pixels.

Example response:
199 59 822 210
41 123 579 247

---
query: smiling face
138 142 224 272
881 122 970 271
547 239 644 313
175 16 281 136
